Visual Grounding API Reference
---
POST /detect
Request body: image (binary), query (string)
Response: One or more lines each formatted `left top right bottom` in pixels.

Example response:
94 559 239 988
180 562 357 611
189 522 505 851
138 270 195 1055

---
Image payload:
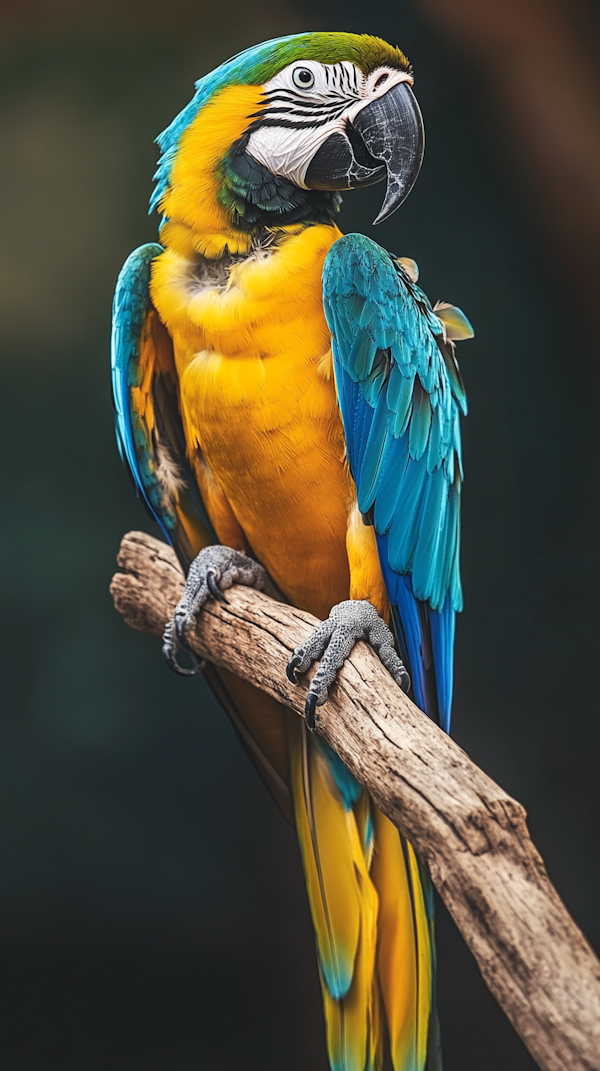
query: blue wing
323 234 470 732
111 243 215 568
111 245 298 823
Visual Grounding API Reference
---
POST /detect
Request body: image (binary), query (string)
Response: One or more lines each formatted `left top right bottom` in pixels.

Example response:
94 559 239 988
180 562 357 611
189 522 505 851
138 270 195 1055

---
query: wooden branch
111 530 600 1071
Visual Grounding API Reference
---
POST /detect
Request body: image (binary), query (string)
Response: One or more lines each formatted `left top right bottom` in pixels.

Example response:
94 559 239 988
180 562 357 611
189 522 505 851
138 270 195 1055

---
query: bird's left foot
286 599 410 730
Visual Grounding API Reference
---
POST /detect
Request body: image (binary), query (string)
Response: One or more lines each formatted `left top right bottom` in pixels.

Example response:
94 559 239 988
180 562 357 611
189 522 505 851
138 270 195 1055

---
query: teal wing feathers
323 233 470 730
111 243 215 569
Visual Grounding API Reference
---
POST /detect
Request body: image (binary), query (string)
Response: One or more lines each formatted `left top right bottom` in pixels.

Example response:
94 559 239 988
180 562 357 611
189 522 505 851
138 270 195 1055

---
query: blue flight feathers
323 233 469 729
110 243 175 541
111 243 215 563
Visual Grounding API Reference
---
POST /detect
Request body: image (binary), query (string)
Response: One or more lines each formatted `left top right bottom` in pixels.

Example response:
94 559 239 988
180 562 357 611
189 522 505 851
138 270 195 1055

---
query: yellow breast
151 223 356 618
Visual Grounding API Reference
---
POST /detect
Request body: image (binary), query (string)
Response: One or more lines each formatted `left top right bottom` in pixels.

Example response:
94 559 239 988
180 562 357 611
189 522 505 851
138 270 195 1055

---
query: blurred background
1 0 600 1067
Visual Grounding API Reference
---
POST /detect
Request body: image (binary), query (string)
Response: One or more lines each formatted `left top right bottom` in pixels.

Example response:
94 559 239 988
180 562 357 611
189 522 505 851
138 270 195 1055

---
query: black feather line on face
217 134 341 231
249 100 349 119
246 115 343 132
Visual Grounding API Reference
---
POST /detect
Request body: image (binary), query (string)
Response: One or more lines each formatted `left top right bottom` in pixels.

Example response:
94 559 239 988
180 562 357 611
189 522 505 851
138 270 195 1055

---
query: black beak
304 81 424 224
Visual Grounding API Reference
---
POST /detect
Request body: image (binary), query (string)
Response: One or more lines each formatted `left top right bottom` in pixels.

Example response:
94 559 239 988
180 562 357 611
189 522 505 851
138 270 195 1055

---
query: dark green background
1 2 597 1068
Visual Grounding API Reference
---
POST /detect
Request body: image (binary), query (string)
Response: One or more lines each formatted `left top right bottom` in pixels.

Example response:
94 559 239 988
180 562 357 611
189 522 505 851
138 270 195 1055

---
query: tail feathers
289 722 380 1070
320 796 380 1071
370 808 433 1071
321 927 382 1071
416 860 443 1071
290 723 362 999
289 723 435 1071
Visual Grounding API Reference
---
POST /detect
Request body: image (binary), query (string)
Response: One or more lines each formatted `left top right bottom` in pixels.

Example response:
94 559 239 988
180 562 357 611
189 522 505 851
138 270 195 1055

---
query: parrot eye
292 67 315 90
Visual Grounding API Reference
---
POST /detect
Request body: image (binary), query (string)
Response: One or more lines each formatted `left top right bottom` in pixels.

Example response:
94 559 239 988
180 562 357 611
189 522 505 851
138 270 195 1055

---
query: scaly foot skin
163 545 282 676
286 600 411 730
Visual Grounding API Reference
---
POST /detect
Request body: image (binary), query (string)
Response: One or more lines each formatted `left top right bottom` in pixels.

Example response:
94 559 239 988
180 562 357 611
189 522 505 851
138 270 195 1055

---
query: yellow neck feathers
158 85 266 259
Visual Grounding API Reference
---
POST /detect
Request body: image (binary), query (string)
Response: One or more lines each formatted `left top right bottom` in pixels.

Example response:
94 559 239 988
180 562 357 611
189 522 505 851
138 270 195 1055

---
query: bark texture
111 530 600 1071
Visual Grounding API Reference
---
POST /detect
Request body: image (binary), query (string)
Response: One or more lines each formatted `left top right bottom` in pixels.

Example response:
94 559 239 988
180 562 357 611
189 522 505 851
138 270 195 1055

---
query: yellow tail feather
287 715 434 1071
371 808 432 1071
320 795 380 1071
288 719 384 1071
288 718 363 1001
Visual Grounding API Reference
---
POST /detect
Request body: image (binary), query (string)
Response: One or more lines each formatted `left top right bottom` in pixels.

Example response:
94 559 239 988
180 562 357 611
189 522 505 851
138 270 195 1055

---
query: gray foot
286 600 411 730
163 545 282 676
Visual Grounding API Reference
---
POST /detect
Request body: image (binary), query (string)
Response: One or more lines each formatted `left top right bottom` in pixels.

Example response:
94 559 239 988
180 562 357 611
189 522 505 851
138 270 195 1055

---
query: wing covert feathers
111 243 215 570
323 233 466 617
288 720 434 1071
324 232 470 730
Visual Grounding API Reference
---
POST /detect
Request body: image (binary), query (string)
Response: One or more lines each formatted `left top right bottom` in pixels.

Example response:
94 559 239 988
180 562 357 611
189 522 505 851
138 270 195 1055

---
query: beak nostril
374 73 389 90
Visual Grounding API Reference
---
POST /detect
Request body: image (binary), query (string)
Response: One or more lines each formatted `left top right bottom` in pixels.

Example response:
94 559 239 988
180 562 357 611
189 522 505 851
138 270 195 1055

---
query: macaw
111 31 473 1071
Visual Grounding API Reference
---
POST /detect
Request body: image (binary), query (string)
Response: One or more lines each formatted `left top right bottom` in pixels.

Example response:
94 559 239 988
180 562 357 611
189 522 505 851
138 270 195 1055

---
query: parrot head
152 33 424 256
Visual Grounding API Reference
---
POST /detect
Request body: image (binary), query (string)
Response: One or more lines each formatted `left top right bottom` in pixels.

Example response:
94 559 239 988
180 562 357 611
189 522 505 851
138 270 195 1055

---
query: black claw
401 669 411 693
305 691 318 731
286 653 302 683
206 569 227 603
174 612 195 652
163 643 205 677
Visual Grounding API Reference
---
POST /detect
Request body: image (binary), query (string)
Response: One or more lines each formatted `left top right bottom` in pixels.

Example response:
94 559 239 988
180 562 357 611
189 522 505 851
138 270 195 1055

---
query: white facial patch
245 61 413 189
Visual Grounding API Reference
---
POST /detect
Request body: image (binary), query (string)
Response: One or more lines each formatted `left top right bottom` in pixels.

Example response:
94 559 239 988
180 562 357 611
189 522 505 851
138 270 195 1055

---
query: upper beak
304 81 424 225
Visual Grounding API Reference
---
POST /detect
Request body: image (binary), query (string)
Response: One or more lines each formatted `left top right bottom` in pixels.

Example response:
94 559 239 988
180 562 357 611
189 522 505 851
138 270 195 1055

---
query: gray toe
162 545 282 677
286 598 410 724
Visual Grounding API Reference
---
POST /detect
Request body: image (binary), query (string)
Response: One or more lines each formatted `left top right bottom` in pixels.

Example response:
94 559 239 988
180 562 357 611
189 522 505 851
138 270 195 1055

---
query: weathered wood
111 530 600 1071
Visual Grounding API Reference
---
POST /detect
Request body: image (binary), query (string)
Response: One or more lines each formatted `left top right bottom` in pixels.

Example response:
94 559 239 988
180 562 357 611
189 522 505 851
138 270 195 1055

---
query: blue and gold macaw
111 32 473 1071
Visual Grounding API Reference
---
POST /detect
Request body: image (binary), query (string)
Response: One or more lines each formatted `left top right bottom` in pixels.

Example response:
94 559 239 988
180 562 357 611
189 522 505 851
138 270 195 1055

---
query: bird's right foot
162 545 282 676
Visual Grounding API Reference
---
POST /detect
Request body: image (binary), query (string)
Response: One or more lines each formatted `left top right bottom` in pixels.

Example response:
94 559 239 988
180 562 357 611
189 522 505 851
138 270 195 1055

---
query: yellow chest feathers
150 223 344 469
150 223 357 615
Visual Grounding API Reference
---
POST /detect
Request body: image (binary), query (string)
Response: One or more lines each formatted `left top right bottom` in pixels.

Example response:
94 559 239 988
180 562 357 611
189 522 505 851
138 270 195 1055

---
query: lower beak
305 81 424 225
